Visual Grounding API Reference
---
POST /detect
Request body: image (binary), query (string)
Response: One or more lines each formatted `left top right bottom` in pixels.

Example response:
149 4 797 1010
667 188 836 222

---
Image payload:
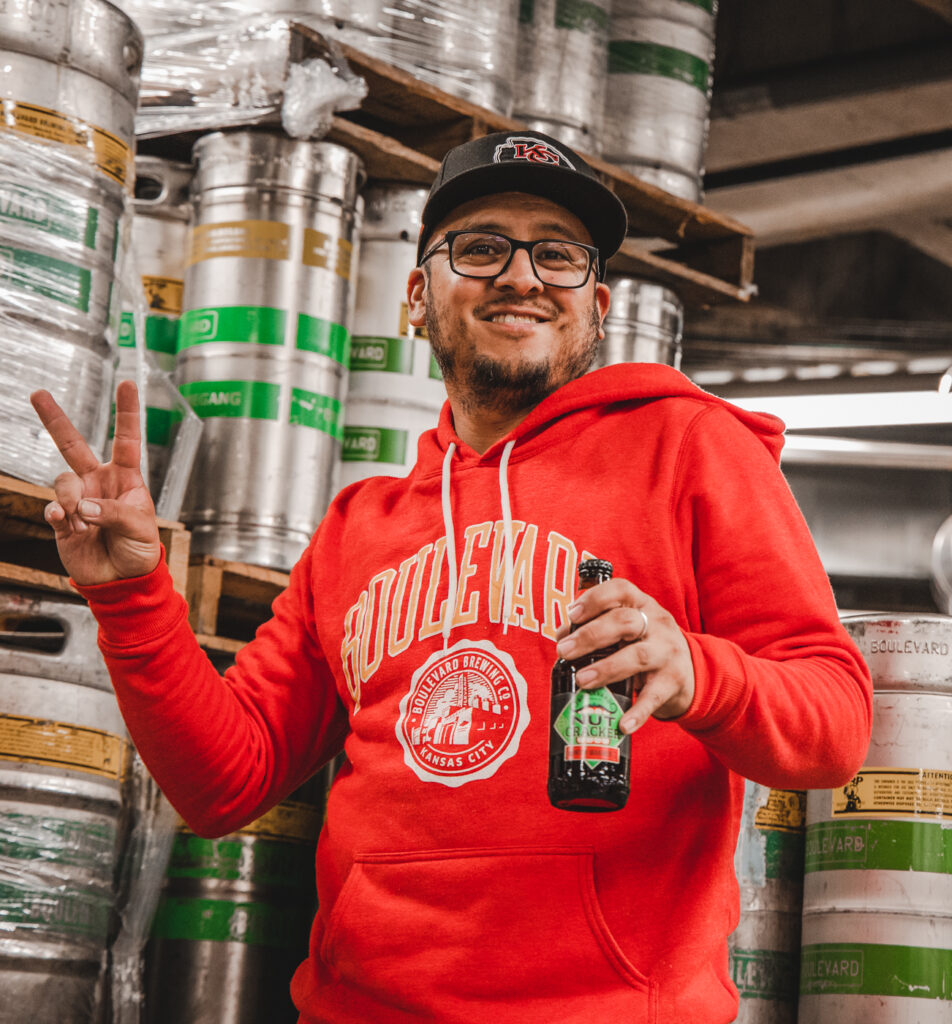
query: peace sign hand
30 380 162 585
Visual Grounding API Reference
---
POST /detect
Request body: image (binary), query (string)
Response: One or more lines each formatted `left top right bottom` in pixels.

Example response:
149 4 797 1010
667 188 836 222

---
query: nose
492 246 543 294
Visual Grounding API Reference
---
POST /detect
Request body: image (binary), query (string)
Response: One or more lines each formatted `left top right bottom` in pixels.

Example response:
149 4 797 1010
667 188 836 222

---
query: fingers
71 495 158 544
110 379 143 470
30 390 101 477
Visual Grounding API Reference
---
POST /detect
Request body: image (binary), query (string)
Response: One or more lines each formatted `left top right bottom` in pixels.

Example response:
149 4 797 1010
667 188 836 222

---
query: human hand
554 577 696 734
30 380 162 585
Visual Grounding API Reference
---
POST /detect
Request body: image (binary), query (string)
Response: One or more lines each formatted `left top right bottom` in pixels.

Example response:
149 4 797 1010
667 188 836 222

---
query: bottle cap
578 558 613 581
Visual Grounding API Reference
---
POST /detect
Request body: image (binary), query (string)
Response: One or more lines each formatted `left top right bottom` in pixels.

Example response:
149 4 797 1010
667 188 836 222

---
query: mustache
473 299 559 320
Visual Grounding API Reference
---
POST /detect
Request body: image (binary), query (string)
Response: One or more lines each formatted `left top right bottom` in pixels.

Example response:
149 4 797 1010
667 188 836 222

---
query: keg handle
0 591 107 682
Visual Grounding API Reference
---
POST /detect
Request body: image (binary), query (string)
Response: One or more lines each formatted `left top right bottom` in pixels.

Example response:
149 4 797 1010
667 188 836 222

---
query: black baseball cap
416 130 628 279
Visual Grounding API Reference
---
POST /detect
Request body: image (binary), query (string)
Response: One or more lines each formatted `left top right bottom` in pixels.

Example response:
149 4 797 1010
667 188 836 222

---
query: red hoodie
78 363 872 1024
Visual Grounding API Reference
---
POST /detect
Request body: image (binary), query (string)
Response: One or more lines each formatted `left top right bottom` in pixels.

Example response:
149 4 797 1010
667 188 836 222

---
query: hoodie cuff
72 547 189 648
676 632 750 733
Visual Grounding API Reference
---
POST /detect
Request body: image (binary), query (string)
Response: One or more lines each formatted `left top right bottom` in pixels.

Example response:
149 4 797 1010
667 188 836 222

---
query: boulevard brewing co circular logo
396 639 530 786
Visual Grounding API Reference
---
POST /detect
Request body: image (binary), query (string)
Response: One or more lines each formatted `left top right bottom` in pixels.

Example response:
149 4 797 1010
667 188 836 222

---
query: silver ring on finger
633 608 649 642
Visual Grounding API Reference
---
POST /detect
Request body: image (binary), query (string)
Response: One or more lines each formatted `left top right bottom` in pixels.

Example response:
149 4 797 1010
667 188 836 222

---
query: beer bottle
547 559 633 812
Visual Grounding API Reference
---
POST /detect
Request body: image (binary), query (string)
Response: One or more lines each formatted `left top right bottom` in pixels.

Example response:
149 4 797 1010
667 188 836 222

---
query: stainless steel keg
602 0 716 201
598 277 684 368
178 130 363 571
799 615 952 1023
730 782 806 1024
340 184 445 492
0 590 131 1024
380 0 520 115
513 0 611 155
118 155 193 499
0 0 142 486
144 774 328 1024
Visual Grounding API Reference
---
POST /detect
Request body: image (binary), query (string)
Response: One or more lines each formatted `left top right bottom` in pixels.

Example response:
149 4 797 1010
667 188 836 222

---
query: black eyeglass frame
419 230 602 288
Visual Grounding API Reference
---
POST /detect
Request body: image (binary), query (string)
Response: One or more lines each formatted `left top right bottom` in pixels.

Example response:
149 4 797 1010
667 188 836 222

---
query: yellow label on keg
832 767 951 820
0 713 126 780
0 100 133 189
188 220 290 265
236 799 322 843
302 228 353 280
754 788 806 833
142 275 183 316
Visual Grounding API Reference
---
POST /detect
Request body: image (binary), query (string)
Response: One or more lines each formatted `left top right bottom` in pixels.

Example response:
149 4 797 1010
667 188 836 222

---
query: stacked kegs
117 155 193 499
0 591 131 1024
340 184 445 491
513 0 612 155
730 783 806 1024
380 0 520 114
800 615 952 1022
598 277 683 367
602 0 717 201
177 130 363 572
0 0 142 486
144 774 328 1024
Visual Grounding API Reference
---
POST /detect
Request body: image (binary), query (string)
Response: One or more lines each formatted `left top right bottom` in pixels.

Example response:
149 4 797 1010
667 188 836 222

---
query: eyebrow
457 221 582 238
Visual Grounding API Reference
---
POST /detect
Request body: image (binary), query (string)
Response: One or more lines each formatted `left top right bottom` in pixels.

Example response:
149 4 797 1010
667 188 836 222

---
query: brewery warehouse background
0 0 951 1021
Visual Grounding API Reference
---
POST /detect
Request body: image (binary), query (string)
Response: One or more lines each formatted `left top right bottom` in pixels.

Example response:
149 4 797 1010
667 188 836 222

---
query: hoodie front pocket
320 846 652 1022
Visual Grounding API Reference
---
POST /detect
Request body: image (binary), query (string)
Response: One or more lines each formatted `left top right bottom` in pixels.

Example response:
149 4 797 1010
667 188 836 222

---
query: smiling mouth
488 313 547 324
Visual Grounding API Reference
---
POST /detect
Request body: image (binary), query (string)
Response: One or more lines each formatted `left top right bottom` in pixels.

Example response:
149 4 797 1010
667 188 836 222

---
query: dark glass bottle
547 559 633 812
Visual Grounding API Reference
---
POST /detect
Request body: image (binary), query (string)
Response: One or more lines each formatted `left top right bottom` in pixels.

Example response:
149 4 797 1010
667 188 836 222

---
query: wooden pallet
0 473 190 597
187 556 290 654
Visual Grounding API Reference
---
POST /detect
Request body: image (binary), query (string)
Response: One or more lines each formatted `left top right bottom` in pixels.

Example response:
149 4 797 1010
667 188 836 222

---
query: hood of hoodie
419 362 786 470
411 362 786 648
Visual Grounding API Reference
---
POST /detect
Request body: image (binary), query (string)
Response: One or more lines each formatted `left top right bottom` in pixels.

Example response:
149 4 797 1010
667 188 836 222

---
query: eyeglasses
420 230 599 288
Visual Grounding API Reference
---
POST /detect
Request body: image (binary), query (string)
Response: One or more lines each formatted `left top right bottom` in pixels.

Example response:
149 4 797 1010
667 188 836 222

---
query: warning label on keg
236 799 323 843
188 220 290 264
754 788 806 833
142 275 183 316
0 713 125 779
0 100 133 188
832 767 952 820
302 228 353 280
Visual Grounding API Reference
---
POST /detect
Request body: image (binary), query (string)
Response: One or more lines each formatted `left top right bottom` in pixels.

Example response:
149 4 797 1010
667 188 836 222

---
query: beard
426 290 603 417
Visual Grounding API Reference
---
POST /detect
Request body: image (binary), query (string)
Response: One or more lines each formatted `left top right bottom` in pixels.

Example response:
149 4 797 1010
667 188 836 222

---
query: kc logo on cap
493 136 575 169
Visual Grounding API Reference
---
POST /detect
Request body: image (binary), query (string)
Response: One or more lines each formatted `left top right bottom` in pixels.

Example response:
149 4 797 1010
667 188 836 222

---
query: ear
407 267 427 328
594 281 611 341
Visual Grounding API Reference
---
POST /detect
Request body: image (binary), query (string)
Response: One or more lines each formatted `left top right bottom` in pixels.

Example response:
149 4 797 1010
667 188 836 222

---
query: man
32 130 872 1023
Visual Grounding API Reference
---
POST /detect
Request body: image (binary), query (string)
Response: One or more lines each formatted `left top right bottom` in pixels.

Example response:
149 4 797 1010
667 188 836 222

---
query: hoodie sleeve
670 403 873 790
75 532 348 838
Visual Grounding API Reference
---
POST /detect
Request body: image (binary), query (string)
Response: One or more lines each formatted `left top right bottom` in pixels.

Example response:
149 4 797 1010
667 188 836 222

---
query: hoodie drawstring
440 443 458 649
440 439 518 646
498 440 516 635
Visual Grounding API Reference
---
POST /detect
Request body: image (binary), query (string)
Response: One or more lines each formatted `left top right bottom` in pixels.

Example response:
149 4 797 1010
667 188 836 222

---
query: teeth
490 314 542 324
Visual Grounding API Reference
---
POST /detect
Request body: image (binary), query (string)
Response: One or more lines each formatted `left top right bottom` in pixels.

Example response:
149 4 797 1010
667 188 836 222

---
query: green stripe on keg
342 426 409 464
429 353 443 381
179 380 280 420
683 0 715 12
0 181 99 247
800 943 952 999
289 388 344 439
295 313 350 366
349 336 414 374
146 406 173 447
0 813 115 868
179 305 285 348
0 245 91 311
555 0 610 33
150 895 311 948
607 41 711 92
0 881 112 939
730 948 798 1002
165 832 316 886
519 0 533 21
764 827 805 882
805 819 952 874
118 313 179 354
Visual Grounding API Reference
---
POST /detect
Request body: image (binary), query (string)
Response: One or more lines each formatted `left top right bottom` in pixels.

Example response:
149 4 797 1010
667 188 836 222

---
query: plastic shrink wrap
113 0 518 133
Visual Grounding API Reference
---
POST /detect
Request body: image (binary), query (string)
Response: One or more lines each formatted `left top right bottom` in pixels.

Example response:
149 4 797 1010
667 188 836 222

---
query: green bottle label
553 687 630 767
